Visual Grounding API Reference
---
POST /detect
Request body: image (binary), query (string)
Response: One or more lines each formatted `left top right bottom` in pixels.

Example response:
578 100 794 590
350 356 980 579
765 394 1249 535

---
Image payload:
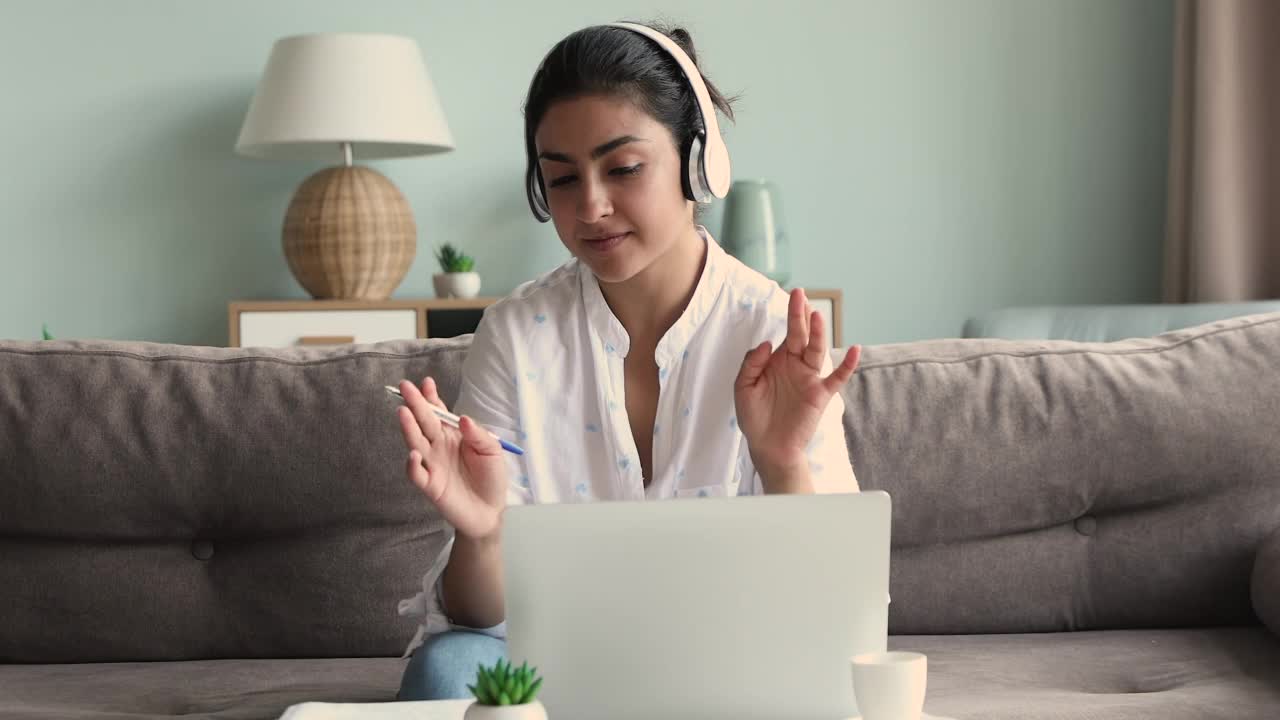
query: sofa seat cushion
4 629 1277 719
893 627 1280 720
0 657 404 720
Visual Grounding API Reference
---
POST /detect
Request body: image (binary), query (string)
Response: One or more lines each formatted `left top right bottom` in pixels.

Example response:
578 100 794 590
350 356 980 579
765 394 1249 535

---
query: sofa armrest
1253 527 1280 637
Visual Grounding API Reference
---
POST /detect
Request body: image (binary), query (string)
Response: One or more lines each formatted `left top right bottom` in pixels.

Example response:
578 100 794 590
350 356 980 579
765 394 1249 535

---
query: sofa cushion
840 312 1280 634
1 629 1275 720
1253 527 1280 637
893 627 1280 720
0 338 469 662
0 656 404 720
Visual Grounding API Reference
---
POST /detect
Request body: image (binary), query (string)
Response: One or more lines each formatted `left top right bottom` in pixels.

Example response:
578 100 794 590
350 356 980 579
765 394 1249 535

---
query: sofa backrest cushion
0 338 464 662
841 312 1280 633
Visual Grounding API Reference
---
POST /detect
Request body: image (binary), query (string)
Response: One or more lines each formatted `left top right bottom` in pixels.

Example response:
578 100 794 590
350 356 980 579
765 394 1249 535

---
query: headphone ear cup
535 166 551 221
702 132 732 199
684 132 711 203
527 162 551 222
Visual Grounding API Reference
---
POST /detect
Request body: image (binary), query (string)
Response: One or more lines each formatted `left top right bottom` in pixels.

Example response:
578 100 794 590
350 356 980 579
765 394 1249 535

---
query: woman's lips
582 232 630 252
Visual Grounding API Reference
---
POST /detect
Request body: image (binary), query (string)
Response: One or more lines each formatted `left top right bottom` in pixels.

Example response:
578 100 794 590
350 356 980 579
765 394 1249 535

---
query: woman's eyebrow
538 135 648 163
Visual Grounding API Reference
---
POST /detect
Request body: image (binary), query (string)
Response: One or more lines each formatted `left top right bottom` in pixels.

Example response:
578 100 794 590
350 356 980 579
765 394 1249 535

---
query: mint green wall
0 0 1173 346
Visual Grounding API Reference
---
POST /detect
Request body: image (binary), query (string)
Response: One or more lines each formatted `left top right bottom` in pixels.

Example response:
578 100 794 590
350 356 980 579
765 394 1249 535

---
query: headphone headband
605 22 731 199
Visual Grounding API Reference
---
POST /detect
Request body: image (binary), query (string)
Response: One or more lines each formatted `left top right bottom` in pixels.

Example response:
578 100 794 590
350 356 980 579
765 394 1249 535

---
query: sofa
2 309 1278 719
962 299 1280 341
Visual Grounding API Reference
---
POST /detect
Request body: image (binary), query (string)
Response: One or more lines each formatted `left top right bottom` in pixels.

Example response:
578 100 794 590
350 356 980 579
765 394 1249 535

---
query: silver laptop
503 491 891 720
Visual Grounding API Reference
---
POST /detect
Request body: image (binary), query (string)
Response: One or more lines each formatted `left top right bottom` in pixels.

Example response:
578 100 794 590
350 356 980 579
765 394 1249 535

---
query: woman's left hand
734 289 861 484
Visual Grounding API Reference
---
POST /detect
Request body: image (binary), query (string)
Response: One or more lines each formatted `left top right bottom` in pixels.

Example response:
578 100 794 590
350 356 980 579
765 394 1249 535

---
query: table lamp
236 33 454 300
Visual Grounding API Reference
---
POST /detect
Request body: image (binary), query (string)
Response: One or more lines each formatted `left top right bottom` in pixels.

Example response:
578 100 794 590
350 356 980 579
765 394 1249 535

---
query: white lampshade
235 32 454 161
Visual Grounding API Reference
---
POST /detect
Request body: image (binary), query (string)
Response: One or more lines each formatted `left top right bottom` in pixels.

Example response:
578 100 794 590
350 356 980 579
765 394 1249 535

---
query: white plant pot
462 700 548 720
433 271 481 299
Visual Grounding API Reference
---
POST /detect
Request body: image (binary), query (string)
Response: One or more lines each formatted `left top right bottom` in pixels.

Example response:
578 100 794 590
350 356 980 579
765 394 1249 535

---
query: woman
395 20 862 700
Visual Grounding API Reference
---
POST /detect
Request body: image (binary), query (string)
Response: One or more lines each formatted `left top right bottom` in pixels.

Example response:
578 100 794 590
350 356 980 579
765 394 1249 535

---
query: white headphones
525 22 733 223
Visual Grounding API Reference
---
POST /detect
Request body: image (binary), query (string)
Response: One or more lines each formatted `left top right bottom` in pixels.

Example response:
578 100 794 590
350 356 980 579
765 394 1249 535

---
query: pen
385 385 525 456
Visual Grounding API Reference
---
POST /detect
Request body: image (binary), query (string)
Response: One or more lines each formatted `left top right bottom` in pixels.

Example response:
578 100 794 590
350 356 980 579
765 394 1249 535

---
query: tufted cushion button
1074 516 1098 536
191 539 215 561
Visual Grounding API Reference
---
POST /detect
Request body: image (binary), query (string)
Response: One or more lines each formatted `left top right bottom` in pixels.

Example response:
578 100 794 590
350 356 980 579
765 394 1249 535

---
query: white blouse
398 227 858 656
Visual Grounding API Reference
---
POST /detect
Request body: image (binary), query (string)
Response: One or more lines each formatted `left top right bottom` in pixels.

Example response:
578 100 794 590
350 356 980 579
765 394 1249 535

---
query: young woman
395 20 862 700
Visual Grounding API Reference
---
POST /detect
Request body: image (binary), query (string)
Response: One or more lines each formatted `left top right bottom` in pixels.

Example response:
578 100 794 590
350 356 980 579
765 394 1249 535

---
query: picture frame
801 289 843 348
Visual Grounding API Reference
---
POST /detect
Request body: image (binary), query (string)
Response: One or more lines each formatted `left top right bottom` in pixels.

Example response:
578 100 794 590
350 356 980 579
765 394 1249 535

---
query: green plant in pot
463 659 547 720
433 242 481 299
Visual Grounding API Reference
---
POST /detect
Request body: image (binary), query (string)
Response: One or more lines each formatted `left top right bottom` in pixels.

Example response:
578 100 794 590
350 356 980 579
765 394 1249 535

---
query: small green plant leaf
480 670 498 700
41 323 53 340
434 242 477 273
471 659 543 706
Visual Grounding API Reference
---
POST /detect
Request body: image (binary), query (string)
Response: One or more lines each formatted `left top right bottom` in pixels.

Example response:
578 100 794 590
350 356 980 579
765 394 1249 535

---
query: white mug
850 651 928 720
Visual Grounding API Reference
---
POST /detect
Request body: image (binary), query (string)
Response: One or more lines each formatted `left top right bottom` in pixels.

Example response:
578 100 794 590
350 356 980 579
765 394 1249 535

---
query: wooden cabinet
228 290 842 348
228 298 498 348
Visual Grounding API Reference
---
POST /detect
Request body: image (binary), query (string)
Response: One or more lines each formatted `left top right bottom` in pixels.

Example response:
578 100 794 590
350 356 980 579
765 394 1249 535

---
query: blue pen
385 385 525 456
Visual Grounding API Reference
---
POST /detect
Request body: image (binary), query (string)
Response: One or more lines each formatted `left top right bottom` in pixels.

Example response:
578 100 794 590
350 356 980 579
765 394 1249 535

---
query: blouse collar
579 225 729 368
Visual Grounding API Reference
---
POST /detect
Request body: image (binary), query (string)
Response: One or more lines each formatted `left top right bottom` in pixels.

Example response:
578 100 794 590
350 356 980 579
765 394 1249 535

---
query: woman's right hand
396 377 509 542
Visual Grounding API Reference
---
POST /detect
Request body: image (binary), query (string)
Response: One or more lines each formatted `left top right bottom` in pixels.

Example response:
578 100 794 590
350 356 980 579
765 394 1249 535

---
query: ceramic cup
850 651 927 720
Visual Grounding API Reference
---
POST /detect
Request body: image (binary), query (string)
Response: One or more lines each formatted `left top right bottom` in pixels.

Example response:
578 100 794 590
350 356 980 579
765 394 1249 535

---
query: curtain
1163 0 1280 302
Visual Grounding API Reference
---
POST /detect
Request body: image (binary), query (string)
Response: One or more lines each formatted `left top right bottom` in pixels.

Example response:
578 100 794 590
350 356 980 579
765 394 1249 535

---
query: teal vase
720 179 790 285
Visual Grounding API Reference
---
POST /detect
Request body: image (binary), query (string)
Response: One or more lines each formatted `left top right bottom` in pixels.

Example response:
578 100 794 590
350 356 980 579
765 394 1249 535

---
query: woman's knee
398 631 508 701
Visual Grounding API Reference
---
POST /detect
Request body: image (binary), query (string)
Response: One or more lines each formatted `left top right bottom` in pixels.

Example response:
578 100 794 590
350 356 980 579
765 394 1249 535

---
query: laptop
502 491 892 720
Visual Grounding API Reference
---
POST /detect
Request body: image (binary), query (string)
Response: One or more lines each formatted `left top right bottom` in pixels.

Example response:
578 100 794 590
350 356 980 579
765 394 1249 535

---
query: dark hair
523 20 740 219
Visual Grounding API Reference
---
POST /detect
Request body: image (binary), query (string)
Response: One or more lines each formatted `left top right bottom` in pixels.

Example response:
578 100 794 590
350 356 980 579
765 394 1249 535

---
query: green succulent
435 243 476 273
41 323 53 340
468 659 543 706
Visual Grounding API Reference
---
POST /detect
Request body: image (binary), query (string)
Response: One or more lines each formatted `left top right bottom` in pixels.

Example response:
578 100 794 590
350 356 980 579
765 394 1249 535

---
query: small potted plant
463 659 547 720
433 242 481 299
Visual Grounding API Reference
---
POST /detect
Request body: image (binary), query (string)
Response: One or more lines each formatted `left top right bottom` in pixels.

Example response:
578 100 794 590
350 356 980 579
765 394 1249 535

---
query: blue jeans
397 631 508 701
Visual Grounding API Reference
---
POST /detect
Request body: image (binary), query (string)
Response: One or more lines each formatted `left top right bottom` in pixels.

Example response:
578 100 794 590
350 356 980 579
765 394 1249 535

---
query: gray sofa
962 299 1280 341
2 310 1279 719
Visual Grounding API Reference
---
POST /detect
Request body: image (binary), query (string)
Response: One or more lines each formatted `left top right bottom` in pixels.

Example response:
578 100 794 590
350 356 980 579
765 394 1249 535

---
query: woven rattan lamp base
282 165 417 300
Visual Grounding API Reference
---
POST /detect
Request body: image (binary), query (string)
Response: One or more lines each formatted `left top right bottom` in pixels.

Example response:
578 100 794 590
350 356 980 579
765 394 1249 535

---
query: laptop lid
503 491 891 720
